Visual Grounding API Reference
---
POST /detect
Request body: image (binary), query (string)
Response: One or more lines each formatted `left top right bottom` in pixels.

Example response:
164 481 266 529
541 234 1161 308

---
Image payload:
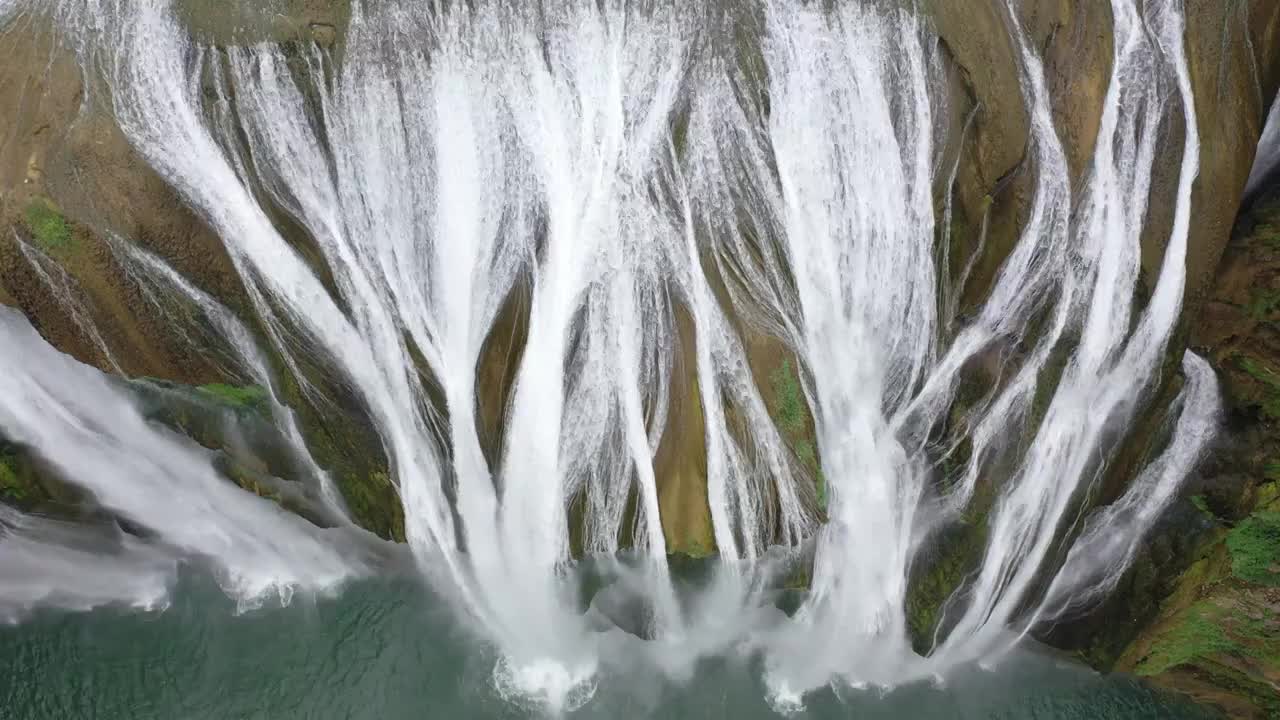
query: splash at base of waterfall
0 573 1218 719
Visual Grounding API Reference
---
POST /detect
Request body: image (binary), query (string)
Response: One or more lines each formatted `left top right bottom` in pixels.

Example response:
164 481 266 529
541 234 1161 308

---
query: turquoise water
0 572 1214 720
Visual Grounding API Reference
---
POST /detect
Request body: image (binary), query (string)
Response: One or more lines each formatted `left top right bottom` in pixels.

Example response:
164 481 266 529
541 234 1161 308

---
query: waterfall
1247 95 1280 197
0 503 176 622
0 308 367 614
0 0 1214 711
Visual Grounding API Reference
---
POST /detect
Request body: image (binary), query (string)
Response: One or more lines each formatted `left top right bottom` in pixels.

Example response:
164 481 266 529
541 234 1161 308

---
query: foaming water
0 507 175 621
0 0 1215 711
0 573 1217 720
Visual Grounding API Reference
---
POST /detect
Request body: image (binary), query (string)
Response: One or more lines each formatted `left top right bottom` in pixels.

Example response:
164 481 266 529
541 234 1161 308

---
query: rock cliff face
1 0 1279 712
942 5 1280 716
0 12 409 540
1102 183 1280 719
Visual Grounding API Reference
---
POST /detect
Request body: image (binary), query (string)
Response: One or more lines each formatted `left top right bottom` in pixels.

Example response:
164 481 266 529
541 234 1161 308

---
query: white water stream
0 0 1219 711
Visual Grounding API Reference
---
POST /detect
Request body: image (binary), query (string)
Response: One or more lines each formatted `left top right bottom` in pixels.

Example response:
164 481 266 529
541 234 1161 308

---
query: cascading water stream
0 308 367 610
0 0 1219 712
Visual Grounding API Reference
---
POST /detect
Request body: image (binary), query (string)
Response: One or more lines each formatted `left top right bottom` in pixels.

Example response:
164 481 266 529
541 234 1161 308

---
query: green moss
288 384 402 542
1238 357 1280 387
1190 495 1213 517
0 455 26 501
337 469 404 542
794 439 815 467
1193 661 1280 717
674 532 715 559
1265 462 1280 483
246 324 403 542
222 461 283 504
0 451 50 507
1136 602 1238 676
1251 220 1280 251
1232 611 1280 667
770 360 807 436
1136 597 1280 718
1236 357 1280 420
196 383 270 413
794 439 825 508
1256 481 1280 511
1226 511 1280 586
769 359 826 510
1246 287 1280 320
23 198 73 252
906 546 970 650
905 511 988 652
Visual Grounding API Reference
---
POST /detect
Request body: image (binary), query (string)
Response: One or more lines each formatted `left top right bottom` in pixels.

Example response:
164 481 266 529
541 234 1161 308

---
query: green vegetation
1256 480 1280 510
1236 356 1280 420
905 470 995 654
1190 494 1213 517
1136 602 1237 677
224 461 283 504
23 198 73 252
1121 197 1280 716
1239 357 1280 387
905 539 973 651
1247 287 1280 320
338 469 405 542
1250 216 1280 251
196 383 270 413
1136 597 1280 713
1265 461 1280 483
1226 511 1280 586
0 454 26 501
769 359 826 510
770 360 807 436
677 532 716 559
0 451 47 506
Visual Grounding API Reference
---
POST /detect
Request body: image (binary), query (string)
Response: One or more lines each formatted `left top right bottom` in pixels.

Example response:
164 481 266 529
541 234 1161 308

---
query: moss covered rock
1117 499 1280 718
1108 183 1280 716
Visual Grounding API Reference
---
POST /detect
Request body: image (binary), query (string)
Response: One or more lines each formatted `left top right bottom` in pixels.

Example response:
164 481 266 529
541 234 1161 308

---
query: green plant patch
1226 511 1280 587
770 359 807 437
1236 357 1280 420
0 455 25 501
23 199 73 251
1230 609 1280 667
1251 220 1280 251
1136 603 1238 676
1190 495 1212 517
1135 594 1280 717
338 469 405 542
1247 288 1280 320
1256 482 1280 511
769 359 827 511
1265 461 1280 483
678 532 715 559
905 518 986 653
224 461 283 504
196 383 270 413
1238 357 1280 389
